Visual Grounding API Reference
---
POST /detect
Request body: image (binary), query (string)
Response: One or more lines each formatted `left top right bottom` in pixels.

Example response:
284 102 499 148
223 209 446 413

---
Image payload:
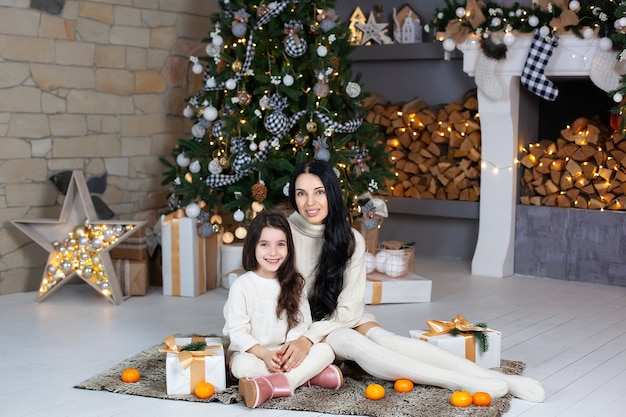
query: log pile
519 117 626 210
366 91 481 201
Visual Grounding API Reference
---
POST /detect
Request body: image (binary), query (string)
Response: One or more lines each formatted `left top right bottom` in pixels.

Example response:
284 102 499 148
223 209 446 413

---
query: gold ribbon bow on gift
420 315 495 362
159 334 221 369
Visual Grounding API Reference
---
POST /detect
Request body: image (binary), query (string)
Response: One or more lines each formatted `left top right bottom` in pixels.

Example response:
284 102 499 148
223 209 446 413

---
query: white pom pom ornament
364 252 376 273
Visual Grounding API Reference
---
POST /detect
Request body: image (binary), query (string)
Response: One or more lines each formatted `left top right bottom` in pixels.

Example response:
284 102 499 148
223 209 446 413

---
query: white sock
326 328 508 398
475 53 503 100
590 49 620 93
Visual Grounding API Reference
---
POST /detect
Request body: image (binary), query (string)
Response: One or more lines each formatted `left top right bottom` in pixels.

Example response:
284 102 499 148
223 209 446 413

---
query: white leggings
326 327 545 402
229 342 334 391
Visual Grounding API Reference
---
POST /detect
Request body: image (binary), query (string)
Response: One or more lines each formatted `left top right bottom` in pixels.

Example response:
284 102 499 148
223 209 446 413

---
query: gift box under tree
114 258 149 297
160 335 226 395
409 314 501 368
365 272 431 304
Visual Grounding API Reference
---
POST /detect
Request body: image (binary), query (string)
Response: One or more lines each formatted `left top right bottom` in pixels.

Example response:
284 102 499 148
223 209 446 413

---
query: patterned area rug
75 340 525 417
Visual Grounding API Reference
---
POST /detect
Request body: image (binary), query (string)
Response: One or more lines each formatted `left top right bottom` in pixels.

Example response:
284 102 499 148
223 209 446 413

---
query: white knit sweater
288 212 376 343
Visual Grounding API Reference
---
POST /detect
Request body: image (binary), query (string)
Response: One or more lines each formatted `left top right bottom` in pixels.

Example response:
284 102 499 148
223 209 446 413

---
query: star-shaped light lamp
11 171 144 305
355 11 389 45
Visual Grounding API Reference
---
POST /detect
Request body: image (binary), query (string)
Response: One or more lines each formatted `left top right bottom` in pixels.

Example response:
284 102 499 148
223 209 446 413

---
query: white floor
2 257 625 417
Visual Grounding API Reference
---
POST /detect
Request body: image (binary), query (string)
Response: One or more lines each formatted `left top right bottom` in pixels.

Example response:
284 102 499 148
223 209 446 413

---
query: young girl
276 159 545 403
222 210 343 409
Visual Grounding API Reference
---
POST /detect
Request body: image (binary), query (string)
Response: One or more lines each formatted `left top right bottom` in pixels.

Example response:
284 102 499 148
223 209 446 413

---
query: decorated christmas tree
161 0 392 240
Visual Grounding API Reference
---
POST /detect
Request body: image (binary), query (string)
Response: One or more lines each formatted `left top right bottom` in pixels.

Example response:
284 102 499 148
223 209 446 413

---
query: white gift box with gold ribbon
161 210 216 297
409 315 501 368
161 335 226 395
364 272 432 304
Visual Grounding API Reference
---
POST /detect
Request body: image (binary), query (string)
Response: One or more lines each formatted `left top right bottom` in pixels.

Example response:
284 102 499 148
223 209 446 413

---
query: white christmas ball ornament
613 93 623 103
364 252 376 273
374 251 388 272
233 208 245 222
225 78 237 90
384 255 406 278
455 7 466 18
442 38 456 52
582 27 594 40
620 17 626 28
176 152 190 167
539 26 550 37
212 34 223 46
259 140 269 151
503 32 516 46
206 77 216 88
185 203 201 218
317 45 328 57
183 106 194 118
283 182 290 196
189 160 201 173
208 158 223 174
249 142 258 151
205 44 220 57
192 63 203 74
528 15 539 27
599 37 613 51
283 74 294 86
203 105 218 121
235 226 247 240
346 82 361 98
491 17 501 27
569 1 580 11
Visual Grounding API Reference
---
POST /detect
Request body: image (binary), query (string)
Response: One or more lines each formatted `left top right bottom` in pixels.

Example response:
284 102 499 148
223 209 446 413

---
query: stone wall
0 0 216 294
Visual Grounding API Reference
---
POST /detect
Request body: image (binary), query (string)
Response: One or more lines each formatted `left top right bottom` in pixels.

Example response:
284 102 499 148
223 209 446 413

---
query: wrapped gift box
365 272 431 304
409 328 502 369
110 225 149 260
222 267 245 289
163 335 226 395
114 258 149 296
161 211 218 297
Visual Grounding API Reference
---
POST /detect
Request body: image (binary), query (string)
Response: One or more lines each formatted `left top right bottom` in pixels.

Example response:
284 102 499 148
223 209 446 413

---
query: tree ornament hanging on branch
251 180 268 203
284 20 307 58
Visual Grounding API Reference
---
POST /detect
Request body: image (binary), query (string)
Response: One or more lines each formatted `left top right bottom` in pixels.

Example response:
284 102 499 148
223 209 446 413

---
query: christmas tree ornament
590 49 621 93
264 94 289 135
306 120 318 133
210 214 223 225
251 201 265 212
203 105 218 121
206 76 217 88
231 8 250 38
317 45 328 57
231 136 253 174
284 20 308 58
225 78 237 90
219 156 230 168
282 74 294 86
313 137 331 161
251 180 268 202
442 38 456 51
235 226 247 240
183 106 194 118
293 132 308 146
212 34 223 47
232 60 243 72
205 43 221 57
233 208 245 222
345 81 361 98
212 120 224 137
209 158 223 175
351 146 370 176
190 56 203 74
256 4 270 18
176 152 190 167
237 90 252 106
614 93 623 103
191 123 206 138
185 202 201 218
475 37 507 100
528 15 539 27
259 140 269 151
11 171 143 304
249 141 258 151
283 182 290 197
521 29 559 101
318 8 337 33
502 32 516 46
188 160 201 173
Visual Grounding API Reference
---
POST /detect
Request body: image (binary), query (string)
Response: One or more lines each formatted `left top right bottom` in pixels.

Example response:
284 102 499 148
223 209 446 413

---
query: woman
277 159 545 402
223 211 342 408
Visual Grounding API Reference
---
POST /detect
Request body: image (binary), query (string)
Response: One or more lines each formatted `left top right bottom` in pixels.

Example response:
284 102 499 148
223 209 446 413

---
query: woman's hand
277 336 313 371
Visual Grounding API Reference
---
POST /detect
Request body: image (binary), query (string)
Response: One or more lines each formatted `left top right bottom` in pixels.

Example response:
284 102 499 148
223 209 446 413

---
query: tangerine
195 381 215 399
393 379 414 393
364 383 385 400
472 391 492 406
450 390 472 407
120 368 141 383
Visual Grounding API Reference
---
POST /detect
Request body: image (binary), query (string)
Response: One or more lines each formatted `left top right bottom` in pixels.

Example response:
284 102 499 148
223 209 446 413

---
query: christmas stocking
475 38 507 100
521 30 559 101
590 49 620 93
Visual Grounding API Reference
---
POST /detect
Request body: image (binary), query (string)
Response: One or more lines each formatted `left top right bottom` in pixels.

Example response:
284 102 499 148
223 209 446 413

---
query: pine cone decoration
251 181 267 202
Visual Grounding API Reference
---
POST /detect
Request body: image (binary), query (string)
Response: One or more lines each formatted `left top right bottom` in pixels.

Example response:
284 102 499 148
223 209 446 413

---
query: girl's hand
277 336 313 371
247 344 282 372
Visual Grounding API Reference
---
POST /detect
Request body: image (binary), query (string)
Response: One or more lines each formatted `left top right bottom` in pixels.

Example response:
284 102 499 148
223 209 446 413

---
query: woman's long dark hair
288 160 355 321
242 210 304 330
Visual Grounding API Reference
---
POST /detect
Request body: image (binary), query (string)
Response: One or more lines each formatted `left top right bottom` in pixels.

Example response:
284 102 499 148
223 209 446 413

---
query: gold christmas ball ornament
294 133 309 146
256 4 270 18
306 121 318 133
219 156 230 168
232 60 243 73
210 214 223 225
251 201 265 212
222 231 235 244
237 91 252 106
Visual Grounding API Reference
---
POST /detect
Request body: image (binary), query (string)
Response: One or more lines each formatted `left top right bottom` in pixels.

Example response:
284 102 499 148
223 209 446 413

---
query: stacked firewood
519 117 626 210
366 91 481 201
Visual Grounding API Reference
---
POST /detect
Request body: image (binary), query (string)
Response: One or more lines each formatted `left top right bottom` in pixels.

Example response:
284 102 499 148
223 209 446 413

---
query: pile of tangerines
365 379 492 407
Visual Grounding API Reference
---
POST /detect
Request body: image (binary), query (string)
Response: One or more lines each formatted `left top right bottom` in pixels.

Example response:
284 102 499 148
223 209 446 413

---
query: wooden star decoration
355 11 390 45
11 170 145 305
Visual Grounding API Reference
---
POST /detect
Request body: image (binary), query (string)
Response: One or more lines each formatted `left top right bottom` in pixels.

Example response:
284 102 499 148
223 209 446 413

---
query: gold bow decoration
535 0 579 35
444 0 487 44
159 334 221 370
424 314 495 353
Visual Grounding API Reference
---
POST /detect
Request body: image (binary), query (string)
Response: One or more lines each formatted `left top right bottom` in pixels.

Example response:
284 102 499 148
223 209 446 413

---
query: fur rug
75 340 524 417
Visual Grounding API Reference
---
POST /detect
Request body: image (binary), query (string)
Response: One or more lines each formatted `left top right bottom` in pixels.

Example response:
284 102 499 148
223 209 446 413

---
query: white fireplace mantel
458 34 600 277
